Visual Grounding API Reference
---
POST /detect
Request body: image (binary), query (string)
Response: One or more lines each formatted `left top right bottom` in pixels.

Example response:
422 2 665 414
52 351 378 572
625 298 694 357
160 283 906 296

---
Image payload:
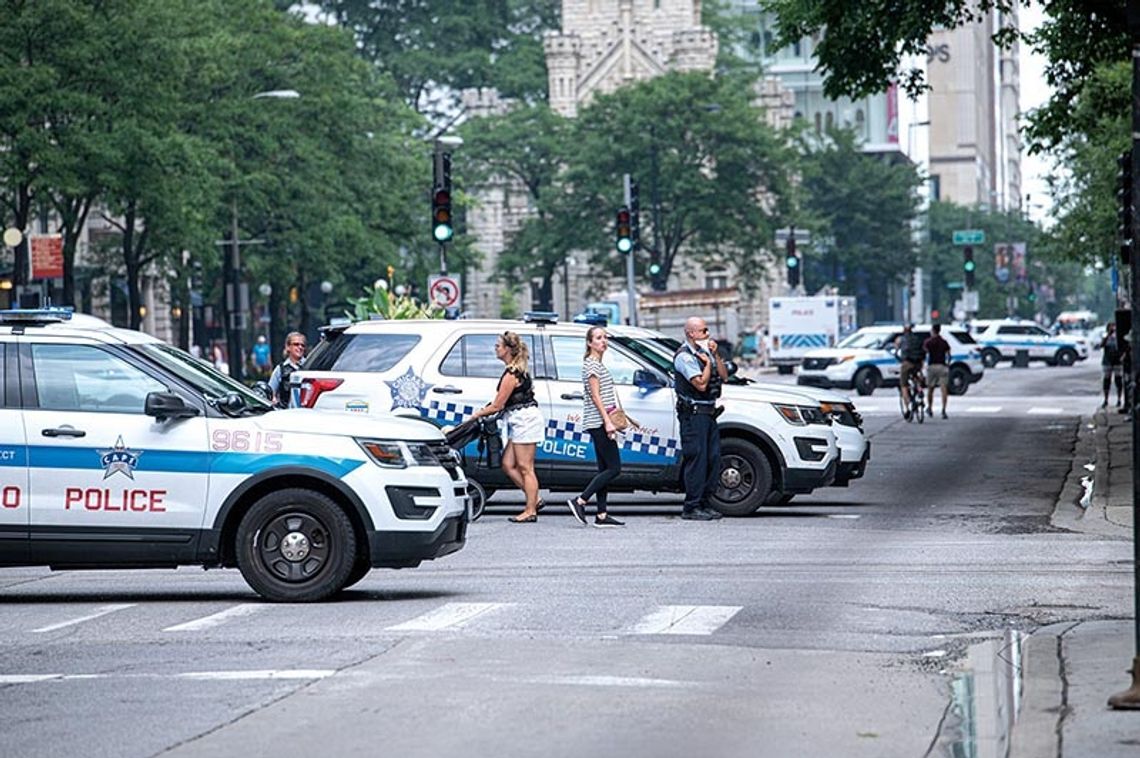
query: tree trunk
55 195 94 307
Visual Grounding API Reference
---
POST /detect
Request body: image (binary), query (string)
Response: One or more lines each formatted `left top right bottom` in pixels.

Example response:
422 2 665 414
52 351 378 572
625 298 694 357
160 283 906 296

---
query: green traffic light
963 261 976 272
616 238 633 253
786 256 799 268
433 224 453 242
649 263 661 275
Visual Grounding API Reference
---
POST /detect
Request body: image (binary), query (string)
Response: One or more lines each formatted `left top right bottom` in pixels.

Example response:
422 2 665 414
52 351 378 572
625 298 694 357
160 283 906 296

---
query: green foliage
564 71 792 293
349 281 443 320
796 127 923 291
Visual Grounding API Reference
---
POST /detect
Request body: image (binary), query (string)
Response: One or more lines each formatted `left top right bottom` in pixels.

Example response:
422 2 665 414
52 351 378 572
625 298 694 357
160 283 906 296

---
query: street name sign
952 229 985 245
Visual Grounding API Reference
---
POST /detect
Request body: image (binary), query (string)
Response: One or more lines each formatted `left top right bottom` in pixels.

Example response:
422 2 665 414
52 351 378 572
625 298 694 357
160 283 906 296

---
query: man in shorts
895 324 925 420
923 324 952 419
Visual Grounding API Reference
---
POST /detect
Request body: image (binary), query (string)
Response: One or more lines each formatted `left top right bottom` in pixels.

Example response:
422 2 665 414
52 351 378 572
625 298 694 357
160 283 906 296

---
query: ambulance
0 309 467 602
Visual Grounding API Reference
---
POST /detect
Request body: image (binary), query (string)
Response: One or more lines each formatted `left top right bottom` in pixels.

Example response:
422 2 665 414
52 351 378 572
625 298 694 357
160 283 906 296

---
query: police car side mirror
253 381 273 402
633 368 666 389
145 391 199 420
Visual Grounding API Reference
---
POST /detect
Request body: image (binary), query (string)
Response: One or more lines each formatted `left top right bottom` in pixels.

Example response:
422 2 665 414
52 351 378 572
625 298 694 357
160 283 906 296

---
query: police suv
796 324 985 396
0 309 467 602
969 319 1090 367
604 325 869 498
291 315 840 516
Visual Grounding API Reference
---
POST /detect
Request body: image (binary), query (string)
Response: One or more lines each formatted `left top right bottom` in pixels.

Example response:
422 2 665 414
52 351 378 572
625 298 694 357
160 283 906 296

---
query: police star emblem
385 366 433 410
98 436 143 480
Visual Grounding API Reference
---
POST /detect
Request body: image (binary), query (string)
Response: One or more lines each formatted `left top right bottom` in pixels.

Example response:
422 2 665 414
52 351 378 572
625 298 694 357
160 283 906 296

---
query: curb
1050 412 1130 539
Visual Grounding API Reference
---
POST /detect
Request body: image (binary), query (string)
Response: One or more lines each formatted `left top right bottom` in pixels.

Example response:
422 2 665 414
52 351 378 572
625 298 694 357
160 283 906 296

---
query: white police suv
797 324 985 396
291 315 840 516
0 309 467 602
604 325 869 498
969 319 1090 367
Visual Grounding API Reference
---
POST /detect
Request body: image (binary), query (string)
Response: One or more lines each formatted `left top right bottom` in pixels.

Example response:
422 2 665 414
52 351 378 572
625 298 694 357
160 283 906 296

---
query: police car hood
720 383 830 406
800 346 886 361
257 408 444 441
742 381 853 404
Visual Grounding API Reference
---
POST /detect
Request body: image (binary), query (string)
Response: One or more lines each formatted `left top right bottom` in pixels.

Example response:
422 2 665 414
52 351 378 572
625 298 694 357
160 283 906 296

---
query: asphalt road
0 359 1131 758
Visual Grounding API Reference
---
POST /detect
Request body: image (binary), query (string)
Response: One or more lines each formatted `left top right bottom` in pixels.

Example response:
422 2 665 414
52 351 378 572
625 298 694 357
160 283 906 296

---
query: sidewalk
1012 409 1138 756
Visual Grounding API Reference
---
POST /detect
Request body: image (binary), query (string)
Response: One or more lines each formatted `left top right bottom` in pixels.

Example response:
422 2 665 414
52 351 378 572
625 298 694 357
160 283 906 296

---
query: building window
705 268 728 290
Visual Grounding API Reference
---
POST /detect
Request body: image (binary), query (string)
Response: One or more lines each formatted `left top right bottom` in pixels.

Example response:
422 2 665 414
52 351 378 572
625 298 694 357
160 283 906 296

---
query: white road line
163 604 265 633
963 406 1002 413
627 605 742 636
178 670 335 681
1027 407 1066 415
386 602 507 632
0 674 62 684
32 604 136 633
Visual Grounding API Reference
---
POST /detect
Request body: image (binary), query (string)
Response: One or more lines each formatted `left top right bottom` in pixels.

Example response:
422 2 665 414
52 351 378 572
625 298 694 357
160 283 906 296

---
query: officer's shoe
681 508 722 521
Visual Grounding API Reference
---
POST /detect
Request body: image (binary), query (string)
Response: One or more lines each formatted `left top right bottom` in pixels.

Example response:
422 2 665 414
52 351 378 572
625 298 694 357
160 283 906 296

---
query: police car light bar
523 311 559 324
0 307 75 324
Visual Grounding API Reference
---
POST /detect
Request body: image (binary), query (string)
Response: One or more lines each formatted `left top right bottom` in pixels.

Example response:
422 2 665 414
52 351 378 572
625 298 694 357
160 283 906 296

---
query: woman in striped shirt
566 326 625 528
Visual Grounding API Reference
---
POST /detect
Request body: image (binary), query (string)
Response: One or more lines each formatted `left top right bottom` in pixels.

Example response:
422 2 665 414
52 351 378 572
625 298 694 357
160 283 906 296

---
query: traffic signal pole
623 174 638 326
1108 8 1140 710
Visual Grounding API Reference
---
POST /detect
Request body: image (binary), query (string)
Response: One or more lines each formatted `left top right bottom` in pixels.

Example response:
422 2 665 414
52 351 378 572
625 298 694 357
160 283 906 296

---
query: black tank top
500 367 536 411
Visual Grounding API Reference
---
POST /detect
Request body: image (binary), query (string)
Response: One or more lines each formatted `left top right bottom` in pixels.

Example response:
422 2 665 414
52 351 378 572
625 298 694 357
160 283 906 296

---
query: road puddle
938 628 1028 757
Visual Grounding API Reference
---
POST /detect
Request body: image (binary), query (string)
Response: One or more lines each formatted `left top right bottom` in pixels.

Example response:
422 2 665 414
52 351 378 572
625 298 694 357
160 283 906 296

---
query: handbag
608 404 639 432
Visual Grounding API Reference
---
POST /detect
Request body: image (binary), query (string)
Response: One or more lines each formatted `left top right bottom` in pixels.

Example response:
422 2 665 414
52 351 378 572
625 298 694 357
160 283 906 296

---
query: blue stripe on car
23 446 364 478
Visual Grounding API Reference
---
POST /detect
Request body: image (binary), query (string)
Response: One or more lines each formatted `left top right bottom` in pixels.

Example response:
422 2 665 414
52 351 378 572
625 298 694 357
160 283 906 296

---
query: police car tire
948 366 970 396
853 367 879 396
711 439 773 516
981 349 1001 368
1056 348 1078 366
342 556 372 591
235 489 357 603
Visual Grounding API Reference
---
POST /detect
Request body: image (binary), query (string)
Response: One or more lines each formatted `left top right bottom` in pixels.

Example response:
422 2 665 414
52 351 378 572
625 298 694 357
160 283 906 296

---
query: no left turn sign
428 275 461 308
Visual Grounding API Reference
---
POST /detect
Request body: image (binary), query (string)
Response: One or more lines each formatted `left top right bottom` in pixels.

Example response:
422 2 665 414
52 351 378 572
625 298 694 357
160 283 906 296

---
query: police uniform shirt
673 345 717 404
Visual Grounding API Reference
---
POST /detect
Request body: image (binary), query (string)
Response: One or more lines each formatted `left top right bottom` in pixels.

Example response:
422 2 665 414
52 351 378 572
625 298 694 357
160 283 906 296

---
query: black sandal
508 514 537 523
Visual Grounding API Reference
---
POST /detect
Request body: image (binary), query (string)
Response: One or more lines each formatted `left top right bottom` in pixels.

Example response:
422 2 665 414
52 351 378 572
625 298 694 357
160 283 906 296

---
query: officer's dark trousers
679 411 720 512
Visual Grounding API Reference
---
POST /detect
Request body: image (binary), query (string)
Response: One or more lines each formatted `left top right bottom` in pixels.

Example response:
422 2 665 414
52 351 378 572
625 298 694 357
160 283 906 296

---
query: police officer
268 332 306 408
673 317 728 521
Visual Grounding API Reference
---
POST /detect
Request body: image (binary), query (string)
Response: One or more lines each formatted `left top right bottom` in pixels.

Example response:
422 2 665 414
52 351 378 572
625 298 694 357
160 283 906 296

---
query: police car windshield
837 332 888 349
612 336 674 374
138 343 271 410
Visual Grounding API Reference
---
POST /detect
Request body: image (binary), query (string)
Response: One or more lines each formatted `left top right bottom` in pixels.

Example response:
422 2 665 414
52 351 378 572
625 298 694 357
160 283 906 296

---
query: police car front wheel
236 489 358 602
712 439 774 517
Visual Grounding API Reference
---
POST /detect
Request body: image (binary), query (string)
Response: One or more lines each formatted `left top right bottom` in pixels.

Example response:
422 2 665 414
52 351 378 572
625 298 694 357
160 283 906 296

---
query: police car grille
427 441 461 480
802 357 835 370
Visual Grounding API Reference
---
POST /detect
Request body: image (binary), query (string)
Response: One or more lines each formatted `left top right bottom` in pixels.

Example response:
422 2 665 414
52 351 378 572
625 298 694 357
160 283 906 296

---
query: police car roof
334 317 591 334
0 310 162 344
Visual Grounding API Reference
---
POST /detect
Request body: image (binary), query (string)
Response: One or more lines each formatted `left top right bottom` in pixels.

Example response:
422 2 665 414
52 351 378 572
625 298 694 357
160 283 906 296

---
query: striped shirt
581 357 618 430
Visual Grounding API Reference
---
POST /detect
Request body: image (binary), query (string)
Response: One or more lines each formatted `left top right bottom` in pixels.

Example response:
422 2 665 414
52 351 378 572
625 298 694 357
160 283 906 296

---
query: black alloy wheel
711 438 774 516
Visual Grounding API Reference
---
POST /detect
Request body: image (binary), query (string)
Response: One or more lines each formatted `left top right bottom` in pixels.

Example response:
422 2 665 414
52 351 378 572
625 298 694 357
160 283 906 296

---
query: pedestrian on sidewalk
268 332 306 408
923 323 951 419
470 331 545 523
1099 322 1123 408
566 326 625 528
673 316 727 521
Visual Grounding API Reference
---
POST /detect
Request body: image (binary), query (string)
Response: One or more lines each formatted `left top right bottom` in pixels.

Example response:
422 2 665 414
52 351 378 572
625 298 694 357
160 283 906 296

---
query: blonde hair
584 326 605 359
500 330 529 374
282 331 306 359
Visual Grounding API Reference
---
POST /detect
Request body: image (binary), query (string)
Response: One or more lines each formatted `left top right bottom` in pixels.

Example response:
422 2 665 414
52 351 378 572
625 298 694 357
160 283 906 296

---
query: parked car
0 307 467 602
796 324 985 396
291 315 841 516
969 319 1090 367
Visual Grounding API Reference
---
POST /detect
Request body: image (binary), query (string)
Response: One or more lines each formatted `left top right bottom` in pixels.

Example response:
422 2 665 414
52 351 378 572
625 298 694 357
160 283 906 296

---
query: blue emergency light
0 307 74 324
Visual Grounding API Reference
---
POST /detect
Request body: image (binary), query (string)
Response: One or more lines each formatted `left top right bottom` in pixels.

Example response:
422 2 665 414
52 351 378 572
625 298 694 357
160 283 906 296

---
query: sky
1019 1 1053 223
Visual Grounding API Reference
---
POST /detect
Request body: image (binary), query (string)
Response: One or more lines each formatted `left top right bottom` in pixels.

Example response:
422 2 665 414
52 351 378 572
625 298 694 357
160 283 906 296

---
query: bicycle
897 366 926 423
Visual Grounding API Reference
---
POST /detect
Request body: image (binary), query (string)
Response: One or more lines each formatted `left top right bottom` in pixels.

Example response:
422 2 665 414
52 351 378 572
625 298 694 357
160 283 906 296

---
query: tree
797 127 923 313
562 71 793 294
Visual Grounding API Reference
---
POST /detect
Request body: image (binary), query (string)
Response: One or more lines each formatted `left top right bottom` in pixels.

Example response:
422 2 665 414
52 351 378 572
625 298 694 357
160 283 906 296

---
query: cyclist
895 324 925 421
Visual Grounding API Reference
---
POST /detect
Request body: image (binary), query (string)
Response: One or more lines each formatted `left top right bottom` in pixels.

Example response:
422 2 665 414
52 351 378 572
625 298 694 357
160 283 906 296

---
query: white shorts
504 405 545 445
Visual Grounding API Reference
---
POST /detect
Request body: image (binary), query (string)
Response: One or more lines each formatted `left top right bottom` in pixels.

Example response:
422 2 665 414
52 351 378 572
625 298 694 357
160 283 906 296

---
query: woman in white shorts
469 331 546 522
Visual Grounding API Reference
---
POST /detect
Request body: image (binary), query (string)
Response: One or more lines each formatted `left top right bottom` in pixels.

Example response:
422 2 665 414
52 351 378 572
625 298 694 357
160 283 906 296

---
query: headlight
357 439 442 468
819 401 859 427
835 354 857 364
773 403 830 426
358 440 407 468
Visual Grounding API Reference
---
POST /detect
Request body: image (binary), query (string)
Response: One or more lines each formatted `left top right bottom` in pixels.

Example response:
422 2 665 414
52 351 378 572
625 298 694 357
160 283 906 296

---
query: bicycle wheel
914 395 925 423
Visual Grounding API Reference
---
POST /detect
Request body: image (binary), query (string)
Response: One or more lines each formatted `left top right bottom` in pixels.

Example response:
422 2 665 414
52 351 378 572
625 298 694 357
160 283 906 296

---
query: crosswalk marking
627 605 743 636
386 602 508 632
32 604 136 633
963 406 1002 413
163 604 265 632
1027 407 1065 415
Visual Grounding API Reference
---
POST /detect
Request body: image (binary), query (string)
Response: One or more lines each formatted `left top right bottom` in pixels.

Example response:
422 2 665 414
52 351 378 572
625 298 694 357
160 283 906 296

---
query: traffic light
1118 150 1133 264
785 236 801 288
615 207 633 253
1026 284 1037 304
431 151 453 242
629 181 640 249
963 245 976 288
930 308 940 321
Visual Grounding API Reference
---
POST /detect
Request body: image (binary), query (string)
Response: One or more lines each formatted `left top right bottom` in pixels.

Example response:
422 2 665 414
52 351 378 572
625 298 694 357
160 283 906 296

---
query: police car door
424 330 550 486
1023 325 1053 359
22 339 209 563
545 334 677 487
0 340 28 561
